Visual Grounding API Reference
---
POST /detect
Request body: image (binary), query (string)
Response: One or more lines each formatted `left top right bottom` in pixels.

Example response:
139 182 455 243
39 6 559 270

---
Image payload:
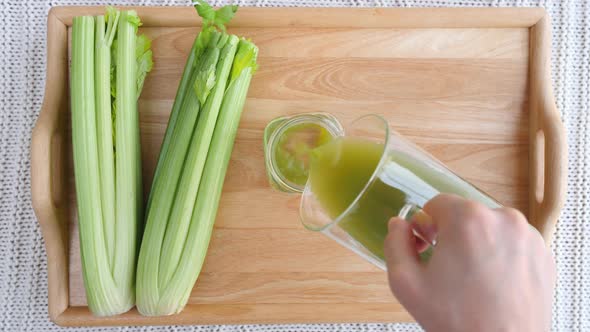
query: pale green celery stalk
72 15 122 316
136 31 223 316
157 34 238 293
72 8 151 317
146 27 215 212
112 10 143 310
133 30 153 242
95 11 119 271
156 39 258 315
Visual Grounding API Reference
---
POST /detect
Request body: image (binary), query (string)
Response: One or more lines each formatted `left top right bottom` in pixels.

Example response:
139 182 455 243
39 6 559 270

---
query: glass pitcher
265 113 501 270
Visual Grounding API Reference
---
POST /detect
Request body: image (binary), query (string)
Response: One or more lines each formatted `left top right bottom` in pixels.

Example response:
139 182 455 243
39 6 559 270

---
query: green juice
273 123 333 187
309 137 499 260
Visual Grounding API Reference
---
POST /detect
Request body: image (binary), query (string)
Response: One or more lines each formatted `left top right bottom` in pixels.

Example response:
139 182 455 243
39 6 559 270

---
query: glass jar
263 112 344 193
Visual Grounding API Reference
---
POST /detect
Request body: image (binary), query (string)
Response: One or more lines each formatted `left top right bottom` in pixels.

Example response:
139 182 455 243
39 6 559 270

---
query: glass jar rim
266 112 345 193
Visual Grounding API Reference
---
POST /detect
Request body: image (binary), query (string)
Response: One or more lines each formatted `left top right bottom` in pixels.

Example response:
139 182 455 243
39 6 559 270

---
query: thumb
384 217 424 307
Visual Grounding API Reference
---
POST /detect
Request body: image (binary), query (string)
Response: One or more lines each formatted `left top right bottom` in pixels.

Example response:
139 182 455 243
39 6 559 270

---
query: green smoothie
308 137 500 260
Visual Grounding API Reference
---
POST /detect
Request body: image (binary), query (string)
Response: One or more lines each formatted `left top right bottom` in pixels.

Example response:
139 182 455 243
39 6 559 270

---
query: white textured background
1 0 587 331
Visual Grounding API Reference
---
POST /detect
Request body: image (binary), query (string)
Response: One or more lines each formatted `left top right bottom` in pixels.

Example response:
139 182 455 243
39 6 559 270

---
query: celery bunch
70 7 152 317
136 1 258 316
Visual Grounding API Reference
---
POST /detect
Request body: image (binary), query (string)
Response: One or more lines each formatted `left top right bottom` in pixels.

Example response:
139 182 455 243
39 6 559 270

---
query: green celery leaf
230 39 258 83
193 47 220 105
193 27 214 63
214 5 238 30
126 10 142 29
195 1 239 31
135 34 152 59
136 49 153 99
195 0 215 26
135 33 153 99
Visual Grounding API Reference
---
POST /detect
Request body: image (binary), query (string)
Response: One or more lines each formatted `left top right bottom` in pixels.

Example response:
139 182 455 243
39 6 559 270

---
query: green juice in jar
263 113 342 193
272 123 333 187
308 136 499 260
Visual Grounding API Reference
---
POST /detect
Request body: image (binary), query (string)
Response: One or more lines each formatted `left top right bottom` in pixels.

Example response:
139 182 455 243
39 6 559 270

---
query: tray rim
31 6 566 327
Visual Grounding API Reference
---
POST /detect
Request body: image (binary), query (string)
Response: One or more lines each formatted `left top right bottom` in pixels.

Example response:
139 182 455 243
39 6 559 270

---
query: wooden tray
32 6 566 327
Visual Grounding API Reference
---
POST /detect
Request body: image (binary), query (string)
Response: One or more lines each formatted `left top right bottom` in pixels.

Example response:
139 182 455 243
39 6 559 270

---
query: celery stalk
136 31 223 315
136 1 257 316
112 10 143 307
95 12 118 269
157 34 238 291
72 15 122 316
146 28 215 212
71 8 152 316
157 39 258 315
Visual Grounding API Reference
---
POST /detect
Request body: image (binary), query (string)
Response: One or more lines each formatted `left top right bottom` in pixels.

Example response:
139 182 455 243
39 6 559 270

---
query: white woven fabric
1 0 587 331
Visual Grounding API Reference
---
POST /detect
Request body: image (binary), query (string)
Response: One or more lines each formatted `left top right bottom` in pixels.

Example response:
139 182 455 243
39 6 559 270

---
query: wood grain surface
31 6 566 326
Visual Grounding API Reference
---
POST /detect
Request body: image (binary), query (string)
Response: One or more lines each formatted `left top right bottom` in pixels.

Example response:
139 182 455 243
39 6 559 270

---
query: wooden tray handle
536 106 567 243
31 9 70 323
529 14 567 244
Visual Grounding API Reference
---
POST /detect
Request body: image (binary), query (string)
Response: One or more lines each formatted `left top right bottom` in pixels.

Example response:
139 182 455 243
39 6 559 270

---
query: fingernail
412 210 432 227
388 218 401 232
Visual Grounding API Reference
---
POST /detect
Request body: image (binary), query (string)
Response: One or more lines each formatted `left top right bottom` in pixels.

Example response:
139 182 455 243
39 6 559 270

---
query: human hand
384 194 556 332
